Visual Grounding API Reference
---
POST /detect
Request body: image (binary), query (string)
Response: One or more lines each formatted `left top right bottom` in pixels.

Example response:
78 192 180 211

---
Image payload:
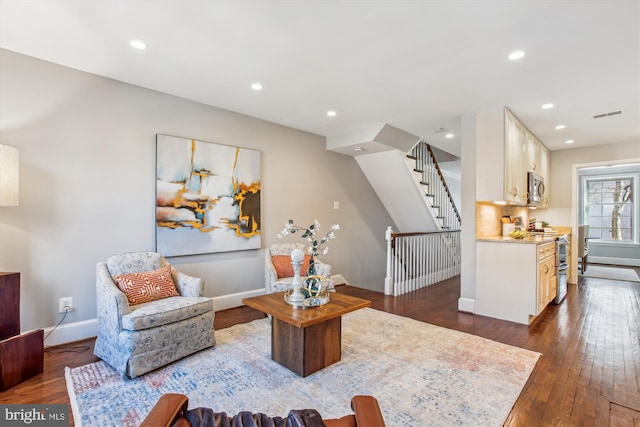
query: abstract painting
155 134 261 256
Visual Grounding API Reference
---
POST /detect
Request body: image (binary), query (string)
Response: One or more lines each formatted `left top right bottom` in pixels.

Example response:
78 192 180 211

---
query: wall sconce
0 144 19 207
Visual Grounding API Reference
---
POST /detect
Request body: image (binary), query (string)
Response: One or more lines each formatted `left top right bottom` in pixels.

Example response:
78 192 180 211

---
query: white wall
0 49 393 343
458 113 476 313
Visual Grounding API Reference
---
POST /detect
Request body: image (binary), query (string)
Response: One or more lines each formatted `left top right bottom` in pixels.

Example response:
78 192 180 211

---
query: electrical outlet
59 297 73 314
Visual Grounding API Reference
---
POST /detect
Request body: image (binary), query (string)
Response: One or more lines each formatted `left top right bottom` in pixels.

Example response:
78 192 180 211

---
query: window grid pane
585 178 633 242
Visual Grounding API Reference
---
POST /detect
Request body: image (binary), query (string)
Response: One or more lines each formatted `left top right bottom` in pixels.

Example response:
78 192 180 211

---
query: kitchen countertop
477 235 559 244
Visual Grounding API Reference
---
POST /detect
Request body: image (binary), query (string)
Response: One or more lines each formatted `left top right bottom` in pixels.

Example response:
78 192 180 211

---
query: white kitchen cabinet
527 133 550 207
476 106 549 206
504 110 529 204
476 240 556 325
536 242 556 312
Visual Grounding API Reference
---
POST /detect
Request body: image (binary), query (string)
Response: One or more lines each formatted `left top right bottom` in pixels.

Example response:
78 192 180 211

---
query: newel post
384 226 394 295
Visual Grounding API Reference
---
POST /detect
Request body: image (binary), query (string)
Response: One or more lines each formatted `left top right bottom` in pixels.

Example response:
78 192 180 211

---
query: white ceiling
1 0 638 156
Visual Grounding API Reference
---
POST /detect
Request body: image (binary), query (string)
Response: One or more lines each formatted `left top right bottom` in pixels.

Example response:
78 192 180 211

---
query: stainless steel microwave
528 172 545 205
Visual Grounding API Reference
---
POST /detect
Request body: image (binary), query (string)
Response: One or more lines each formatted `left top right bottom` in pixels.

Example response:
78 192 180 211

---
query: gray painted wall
0 49 394 335
544 141 640 265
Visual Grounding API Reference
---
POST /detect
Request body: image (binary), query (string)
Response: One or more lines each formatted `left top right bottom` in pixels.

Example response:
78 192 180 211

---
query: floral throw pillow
114 265 179 305
271 254 312 278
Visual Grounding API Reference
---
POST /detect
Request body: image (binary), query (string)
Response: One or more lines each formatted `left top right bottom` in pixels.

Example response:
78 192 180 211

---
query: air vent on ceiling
593 110 622 119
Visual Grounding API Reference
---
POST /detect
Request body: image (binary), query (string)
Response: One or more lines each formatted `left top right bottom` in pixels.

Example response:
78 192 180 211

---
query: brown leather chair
141 393 386 427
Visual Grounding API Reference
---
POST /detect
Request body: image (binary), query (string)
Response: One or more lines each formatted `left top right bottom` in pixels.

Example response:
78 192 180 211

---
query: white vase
285 249 306 307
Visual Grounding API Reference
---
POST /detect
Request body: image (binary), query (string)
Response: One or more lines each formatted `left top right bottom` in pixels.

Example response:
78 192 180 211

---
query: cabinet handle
545 265 549 274
509 187 518 197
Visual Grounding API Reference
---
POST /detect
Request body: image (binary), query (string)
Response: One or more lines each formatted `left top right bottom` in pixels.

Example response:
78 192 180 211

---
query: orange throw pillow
271 254 312 278
114 265 179 305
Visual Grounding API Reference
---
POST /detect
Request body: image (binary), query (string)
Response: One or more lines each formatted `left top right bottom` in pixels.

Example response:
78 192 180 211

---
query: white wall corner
460 113 477 305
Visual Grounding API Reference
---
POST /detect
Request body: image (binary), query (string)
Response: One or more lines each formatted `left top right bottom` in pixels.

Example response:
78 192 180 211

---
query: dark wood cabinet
0 272 20 341
0 272 44 391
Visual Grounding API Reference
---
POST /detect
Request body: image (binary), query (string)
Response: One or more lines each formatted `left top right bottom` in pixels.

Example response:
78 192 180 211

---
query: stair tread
391 143 461 232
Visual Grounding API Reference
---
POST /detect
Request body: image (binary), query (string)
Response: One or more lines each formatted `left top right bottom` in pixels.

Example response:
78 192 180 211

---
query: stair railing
385 226 461 296
408 141 461 231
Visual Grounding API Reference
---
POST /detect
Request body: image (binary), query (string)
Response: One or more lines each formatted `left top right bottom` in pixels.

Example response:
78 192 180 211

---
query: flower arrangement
277 219 340 258
278 219 340 302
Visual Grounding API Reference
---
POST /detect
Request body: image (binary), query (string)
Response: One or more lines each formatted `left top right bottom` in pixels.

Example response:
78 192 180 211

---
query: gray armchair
94 251 215 378
265 243 333 294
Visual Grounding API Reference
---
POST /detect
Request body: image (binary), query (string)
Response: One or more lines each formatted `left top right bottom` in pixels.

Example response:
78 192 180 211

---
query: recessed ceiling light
555 124 566 130
130 39 147 50
326 110 337 117
354 147 364 152
251 82 263 91
445 133 455 139
508 50 525 60
542 103 554 109
565 139 575 144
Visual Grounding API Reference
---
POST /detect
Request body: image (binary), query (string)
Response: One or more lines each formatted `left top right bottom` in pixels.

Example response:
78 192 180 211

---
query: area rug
580 265 640 282
66 308 540 427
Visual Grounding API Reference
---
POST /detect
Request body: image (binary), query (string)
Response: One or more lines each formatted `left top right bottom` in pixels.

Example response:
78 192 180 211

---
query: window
579 164 638 244
584 178 633 241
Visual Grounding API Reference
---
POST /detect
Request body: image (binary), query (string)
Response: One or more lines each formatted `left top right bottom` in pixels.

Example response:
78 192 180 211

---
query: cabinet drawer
537 242 555 260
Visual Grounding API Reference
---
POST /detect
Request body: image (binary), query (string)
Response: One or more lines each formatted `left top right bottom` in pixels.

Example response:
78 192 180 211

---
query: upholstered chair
94 251 215 378
577 224 589 273
264 243 333 294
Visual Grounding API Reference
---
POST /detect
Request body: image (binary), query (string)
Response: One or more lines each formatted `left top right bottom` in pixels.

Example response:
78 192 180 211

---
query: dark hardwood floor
1 265 638 426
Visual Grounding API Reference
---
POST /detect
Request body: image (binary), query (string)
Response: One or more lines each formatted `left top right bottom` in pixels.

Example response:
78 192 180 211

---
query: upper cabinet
527 133 550 207
476 107 550 207
504 110 529 205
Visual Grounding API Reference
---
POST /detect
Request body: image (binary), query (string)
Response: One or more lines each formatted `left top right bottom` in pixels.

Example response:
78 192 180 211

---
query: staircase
407 141 461 232
327 123 461 295
353 139 460 234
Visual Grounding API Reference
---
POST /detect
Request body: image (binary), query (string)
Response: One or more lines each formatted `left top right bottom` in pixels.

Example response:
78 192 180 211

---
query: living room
1 1 639 426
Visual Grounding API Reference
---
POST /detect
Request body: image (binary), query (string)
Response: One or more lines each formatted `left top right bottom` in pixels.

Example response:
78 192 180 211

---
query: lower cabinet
536 243 557 313
476 241 557 325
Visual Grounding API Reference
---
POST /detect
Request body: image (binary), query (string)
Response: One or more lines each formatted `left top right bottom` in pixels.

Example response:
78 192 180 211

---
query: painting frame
155 134 261 257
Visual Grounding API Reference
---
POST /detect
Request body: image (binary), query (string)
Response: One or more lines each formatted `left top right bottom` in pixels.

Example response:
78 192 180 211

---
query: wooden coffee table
242 291 371 377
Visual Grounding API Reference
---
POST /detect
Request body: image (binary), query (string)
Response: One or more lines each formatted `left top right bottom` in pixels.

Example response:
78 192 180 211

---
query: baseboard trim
44 288 268 347
458 297 475 313
589 256 640 267
331 274 349 286
211 288 265 311
43 319 98 348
